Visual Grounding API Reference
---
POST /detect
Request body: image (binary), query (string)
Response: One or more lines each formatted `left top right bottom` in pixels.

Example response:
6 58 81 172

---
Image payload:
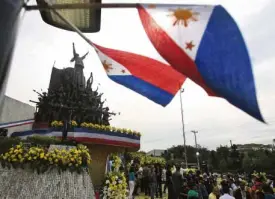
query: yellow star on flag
168 8 199 27
102 60 113 72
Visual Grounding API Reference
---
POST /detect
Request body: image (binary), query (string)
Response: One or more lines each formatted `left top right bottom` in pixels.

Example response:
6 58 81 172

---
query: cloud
242 0 275 65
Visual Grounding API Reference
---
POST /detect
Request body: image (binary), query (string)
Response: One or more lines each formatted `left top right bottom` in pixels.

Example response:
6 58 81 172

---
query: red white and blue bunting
0 119 34 129
11 128 140 148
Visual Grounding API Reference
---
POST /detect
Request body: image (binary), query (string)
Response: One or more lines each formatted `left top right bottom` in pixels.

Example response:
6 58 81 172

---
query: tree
219 159 227 173
208 150 218 171
230 144 242 170
242 154 252 172
216 146 230 162
161 144 275 173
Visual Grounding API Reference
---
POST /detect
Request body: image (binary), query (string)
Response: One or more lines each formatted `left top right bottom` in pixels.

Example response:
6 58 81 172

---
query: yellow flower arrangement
102 172 128 199
0 144 91 173
50 120 63 127
51 120 78 127
70 120 78 127
102 154 127 199
51 120 142 138
80 122 142 138
111 155 122 171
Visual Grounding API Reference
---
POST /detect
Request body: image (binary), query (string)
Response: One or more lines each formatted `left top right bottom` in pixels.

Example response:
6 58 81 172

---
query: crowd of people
127 163 275 199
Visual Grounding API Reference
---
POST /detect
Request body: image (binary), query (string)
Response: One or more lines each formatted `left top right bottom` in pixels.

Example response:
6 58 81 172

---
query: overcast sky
5 0 275 151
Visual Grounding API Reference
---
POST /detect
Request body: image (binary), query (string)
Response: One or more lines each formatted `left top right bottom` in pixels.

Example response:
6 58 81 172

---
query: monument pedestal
87 144 125 187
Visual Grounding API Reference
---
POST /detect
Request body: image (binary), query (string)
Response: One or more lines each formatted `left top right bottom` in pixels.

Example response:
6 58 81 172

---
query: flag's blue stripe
109 75 174 106
195 5 264 122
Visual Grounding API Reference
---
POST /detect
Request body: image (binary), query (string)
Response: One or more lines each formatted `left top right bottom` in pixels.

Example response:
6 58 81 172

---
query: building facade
147 149 165 157
0 95 35 136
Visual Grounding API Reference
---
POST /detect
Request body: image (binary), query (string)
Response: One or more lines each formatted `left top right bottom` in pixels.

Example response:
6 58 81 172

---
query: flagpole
179 86 188 168
24 3 210 11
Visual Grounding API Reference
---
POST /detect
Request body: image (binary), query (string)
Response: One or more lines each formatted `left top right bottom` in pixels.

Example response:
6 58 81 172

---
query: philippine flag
90 42 186 106
137 4 264 122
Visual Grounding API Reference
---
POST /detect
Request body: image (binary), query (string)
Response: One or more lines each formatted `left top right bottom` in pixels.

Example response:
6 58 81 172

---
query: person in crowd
166 164 175 199
180 179 190 199
256 191 265 199
163 165 167 193
204 174 214 196
135 165 143 195
155 164 163 198
173 164 184 199
143 164 150 196
220 184 235 199
180 162 185 175
262 184 275 199
234 181 251 199
149 166 157 199
209 187 220 199
128 166 135 199
198 177 209 199
230 178 238 192
188 183 199 199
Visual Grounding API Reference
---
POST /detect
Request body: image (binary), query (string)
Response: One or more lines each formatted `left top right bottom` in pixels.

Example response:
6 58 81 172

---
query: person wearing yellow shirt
209 187 220 199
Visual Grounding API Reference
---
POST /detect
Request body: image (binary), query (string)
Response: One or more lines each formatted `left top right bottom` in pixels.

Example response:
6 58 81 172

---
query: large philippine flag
137 4 264 122
90 42 186 106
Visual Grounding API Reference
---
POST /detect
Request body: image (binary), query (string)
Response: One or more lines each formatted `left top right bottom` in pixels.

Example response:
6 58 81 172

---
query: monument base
87 144 126 187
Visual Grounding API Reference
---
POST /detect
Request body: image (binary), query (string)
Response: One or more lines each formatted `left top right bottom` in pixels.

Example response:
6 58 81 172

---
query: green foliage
242 154 252 172
162 145 209 164
0 137 22 154
219 159 227 172
163 144 275 174
26 136 76 146
0 136 77 153
126 152 166 166
26 136 61 145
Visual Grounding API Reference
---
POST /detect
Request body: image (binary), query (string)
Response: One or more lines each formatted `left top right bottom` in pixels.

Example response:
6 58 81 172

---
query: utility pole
191 130 200 170
179 87 188 168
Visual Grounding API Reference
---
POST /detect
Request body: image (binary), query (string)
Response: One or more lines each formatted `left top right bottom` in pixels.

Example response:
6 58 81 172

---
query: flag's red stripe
91 42 186 95
137 5 216 96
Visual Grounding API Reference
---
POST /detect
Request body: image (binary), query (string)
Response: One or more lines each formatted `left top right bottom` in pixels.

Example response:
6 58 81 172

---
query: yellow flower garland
102 154 127 199
103 172 128 199
0 143 91 173
50 120 142 137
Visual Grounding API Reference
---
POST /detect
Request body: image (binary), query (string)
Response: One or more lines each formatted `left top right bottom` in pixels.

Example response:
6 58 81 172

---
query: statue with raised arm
70 43 89 69
70 43 88 90
86 72 93 90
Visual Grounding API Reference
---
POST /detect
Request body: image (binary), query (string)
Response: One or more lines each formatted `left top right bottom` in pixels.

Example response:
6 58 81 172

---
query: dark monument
31 43 116 129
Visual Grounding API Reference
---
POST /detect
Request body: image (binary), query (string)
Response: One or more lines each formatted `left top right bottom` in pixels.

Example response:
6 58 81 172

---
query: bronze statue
31 43 116 128
70 43 88 90
70 43 88 69
86 72 93 90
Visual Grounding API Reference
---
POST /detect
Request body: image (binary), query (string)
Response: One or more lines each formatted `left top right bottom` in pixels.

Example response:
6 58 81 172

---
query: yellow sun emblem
102 60 113 72
169 8 199 27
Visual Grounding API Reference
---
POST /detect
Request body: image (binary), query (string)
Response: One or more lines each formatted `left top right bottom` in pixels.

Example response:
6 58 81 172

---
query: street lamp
36 0 101 32
192 130 200 170
196 152 200 170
